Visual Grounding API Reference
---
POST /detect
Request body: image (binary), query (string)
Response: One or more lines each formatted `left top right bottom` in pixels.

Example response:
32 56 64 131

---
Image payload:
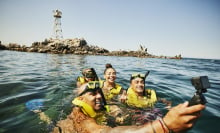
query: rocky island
0 38 182 59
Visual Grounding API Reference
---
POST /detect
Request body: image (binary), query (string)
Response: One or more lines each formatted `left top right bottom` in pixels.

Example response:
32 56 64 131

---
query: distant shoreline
0 39 182 59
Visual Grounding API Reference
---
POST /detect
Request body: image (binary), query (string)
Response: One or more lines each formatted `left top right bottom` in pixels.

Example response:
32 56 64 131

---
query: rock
7 43 21 49
38 49 48 53
0 41 7 50
62 49 67 54
28 48 38 52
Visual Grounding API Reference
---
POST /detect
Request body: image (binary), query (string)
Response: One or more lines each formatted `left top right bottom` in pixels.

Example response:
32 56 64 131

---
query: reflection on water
0 51 220 133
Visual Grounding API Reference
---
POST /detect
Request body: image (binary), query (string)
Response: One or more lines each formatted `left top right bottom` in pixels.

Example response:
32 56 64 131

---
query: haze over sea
0 50 219 133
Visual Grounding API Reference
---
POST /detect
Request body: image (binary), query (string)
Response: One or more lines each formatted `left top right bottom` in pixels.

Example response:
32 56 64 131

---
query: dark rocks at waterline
0 39 182 59
1 38 109 55
0 41 7 50
27 38 109 54
108 50 153 58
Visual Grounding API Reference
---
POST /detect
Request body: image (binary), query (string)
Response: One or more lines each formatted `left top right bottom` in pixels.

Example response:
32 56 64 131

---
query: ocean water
0 50 219 133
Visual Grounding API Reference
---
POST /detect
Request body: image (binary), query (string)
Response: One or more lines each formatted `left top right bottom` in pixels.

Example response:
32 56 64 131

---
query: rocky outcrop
29 38 109 54
1 38 109 55
0 41 7 50
0 39 182 59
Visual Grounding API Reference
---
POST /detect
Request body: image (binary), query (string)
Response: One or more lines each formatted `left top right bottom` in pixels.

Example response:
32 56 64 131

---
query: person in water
125 72 172 125
53 81 205 133
100 64 128 123
126 73 171 109
76 68 99 88
101 63 127 103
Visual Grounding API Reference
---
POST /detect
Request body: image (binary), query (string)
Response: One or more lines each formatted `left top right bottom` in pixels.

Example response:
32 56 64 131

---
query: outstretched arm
103 102 205 133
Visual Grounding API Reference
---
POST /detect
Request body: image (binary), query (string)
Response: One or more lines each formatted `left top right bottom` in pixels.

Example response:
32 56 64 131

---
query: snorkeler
101 63 127 103
76 68 99 88
125 72 172 125
99 64 128 123
126 72 171 109
53 81 205 133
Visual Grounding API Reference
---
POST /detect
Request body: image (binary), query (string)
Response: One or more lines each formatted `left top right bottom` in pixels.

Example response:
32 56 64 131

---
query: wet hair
104 63 116 74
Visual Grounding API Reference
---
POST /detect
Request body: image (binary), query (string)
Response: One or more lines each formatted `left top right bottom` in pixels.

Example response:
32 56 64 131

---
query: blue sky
1 0 220 59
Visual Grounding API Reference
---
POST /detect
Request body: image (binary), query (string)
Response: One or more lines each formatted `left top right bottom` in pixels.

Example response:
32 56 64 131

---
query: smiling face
130 77 145 96
104 68 116 83
81 89 103 111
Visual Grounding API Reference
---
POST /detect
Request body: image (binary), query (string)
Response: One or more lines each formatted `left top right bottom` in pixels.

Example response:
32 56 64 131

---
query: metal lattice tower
52 10 63 39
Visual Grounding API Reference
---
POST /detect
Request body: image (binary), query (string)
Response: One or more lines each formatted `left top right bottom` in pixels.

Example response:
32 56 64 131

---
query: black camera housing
191 76 210 92
189 76 210 106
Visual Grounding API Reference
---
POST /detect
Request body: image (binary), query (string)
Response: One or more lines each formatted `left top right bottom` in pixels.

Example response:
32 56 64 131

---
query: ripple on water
0 51 219 133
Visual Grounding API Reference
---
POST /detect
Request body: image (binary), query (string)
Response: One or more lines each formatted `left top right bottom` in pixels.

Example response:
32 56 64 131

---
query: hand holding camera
189 76 211 106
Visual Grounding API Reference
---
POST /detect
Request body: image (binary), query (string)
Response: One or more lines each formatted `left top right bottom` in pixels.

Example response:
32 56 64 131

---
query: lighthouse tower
52 10 63 39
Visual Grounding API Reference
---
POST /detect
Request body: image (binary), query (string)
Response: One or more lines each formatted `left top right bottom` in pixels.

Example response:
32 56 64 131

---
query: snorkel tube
145 71 150 79
90 68 99 81
93 81 109 112
143 71 150 96
99 85 110 112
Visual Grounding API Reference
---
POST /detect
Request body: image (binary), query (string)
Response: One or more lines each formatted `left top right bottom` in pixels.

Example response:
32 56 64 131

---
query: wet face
131 77 145 96
82 90 103 111
104 68 116 83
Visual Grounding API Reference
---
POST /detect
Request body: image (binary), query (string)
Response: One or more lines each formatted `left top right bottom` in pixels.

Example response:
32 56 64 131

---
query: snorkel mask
82 68 97 79
84 71 96 79
130 71 150 96
78 81 103 96
130 73 146 81
130 71 150 82
73 81 110 117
